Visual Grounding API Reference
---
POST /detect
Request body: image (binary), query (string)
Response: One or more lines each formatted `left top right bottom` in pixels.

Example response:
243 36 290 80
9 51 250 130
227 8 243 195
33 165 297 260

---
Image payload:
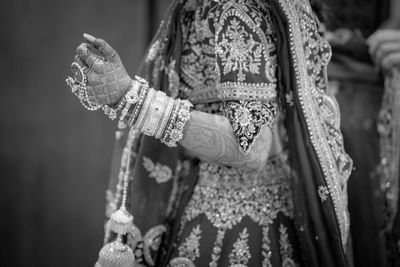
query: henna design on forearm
179 111 272 171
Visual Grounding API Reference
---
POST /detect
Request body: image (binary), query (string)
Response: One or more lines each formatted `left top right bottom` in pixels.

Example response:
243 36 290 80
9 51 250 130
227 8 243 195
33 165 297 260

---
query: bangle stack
161 100 192 147
103 76 192 147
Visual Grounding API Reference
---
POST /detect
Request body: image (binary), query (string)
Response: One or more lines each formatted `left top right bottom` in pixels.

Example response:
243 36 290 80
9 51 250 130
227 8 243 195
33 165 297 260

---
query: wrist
112 76 193 147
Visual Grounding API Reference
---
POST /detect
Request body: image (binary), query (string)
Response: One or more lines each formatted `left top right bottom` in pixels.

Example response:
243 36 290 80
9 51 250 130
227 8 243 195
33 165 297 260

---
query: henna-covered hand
180 111 272 171
74 33 132 106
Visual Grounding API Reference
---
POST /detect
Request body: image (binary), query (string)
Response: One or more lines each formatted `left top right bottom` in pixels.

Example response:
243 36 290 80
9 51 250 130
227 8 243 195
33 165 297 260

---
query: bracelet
128 86 149 127
117 79 143 129
103 97 127 121
161 100 192 147
108 76 192 146
142 91 168 136
154 97 175 139
134 88 156 130
161 99 180 143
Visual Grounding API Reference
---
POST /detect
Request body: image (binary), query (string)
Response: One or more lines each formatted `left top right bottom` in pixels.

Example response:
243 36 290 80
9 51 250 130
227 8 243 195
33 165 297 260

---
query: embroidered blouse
178 0 279 153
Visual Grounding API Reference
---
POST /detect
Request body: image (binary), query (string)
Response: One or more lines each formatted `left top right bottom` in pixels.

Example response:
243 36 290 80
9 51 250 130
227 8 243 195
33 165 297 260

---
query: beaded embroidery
177 153 294 266
276 0 353 244
142 156 173 183
229 228 251 265
318 186 329 202
279 224 298 267
179 0 278 107
178 225 202 262
223 100 277 152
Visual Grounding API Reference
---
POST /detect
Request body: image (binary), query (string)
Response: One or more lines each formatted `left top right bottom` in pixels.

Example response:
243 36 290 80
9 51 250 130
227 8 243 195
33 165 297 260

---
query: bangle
134 88 156 130
154 97 175 139
162 100 192 147
128 86 149 127
142 91 168 136
110 76 192 146
161 99 180 143
116 80 140 128
116 79 145 129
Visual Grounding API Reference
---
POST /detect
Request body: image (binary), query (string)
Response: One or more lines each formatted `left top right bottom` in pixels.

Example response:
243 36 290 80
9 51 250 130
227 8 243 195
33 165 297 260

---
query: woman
325 0 400 264
324 1 390 265
67 0 352 266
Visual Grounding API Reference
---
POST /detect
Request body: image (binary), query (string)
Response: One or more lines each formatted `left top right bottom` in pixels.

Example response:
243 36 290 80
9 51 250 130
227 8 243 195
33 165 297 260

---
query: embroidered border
275 0 352 245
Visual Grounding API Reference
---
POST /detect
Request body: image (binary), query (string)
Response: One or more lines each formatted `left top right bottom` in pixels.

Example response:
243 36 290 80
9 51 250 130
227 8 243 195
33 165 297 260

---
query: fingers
76 43 104 68
367 29 400 56
373 41 400 66
74 55 88 69
381 51 400 71
367 29 400 46
83 33 117 62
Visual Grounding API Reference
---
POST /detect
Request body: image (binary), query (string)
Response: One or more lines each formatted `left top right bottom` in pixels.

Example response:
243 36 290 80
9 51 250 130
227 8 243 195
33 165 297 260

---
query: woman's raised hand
74 33 132 106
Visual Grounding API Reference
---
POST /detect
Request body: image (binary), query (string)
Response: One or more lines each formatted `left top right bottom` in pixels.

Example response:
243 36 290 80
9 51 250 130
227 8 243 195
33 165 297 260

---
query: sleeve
214 3 279 153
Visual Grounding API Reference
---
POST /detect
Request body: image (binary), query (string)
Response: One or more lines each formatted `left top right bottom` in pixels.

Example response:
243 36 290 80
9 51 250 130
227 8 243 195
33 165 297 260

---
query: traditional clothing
104 0 352 266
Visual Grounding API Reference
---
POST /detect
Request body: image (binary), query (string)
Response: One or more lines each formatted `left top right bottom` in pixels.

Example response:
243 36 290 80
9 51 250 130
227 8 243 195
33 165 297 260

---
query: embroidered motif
216 17 263 82
210 229 226 267
179 154 294 266
105 189 118 218
262 226 272 267
179 1 278 105
143 225 167 266
229 228 251 266
318 186 329 202
125 224 167 266
178 225 202 262
169 257 196 267
127 224 144 265
142 156 173 183
146 40 161 62
222 100 277 152
279 224 298 267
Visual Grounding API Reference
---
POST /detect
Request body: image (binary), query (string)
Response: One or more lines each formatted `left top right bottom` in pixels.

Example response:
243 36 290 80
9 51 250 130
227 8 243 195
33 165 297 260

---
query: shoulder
209 0 274 36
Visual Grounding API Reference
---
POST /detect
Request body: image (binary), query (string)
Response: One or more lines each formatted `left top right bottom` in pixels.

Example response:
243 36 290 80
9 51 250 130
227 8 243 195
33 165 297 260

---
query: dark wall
0 0 170 266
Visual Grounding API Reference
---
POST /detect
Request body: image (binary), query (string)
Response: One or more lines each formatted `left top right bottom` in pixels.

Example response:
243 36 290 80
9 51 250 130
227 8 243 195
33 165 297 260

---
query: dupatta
105 0 353 266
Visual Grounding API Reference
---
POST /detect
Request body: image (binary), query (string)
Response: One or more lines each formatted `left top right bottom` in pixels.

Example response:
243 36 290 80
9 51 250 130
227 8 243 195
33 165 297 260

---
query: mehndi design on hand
75 33 132 106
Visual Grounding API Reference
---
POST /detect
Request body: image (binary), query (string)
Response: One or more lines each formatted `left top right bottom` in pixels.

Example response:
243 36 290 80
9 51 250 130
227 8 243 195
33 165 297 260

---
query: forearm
179 110 272 171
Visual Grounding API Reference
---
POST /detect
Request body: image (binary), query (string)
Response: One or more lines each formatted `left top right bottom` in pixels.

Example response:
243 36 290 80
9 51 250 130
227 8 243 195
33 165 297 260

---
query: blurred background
0 0 171 266
0 0 394 266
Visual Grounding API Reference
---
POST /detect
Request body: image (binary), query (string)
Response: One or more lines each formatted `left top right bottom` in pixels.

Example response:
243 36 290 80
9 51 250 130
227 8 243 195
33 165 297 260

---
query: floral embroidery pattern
223 100 277 152
229 228 251 266
210 229 226 267
179 154 294 266
279 224 298 267
142 156 173 183
169 257 196 267
178 225 202 262
318 186 329 202
216 17 263 82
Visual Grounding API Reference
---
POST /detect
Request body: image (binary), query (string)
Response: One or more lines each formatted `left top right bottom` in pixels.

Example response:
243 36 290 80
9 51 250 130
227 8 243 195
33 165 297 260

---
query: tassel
108 207 134 235
95 238 135 267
